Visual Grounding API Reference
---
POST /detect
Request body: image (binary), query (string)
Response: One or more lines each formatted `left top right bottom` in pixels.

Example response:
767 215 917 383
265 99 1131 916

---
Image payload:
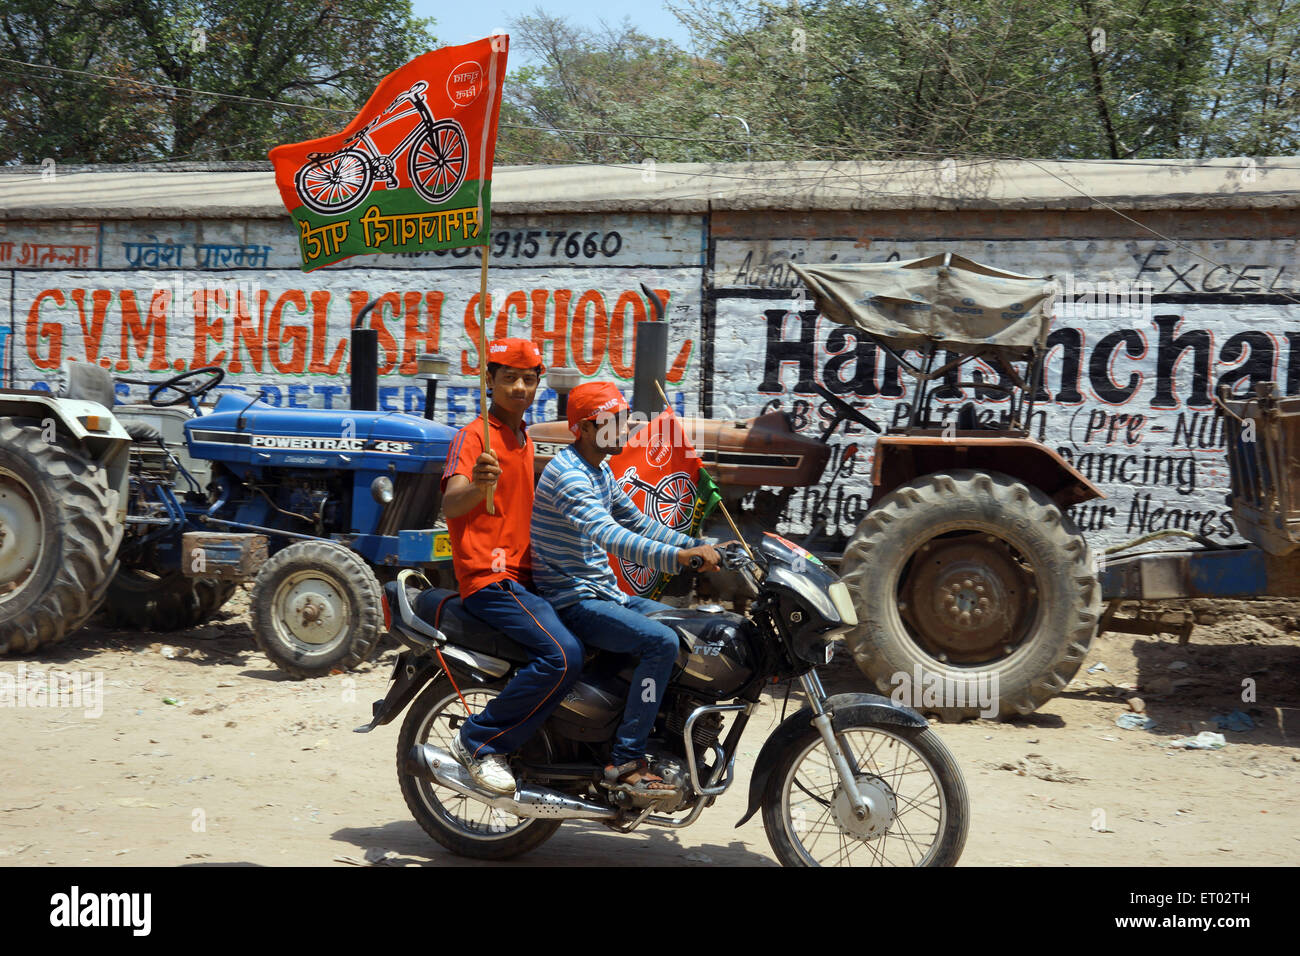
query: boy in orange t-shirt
439 338 583 794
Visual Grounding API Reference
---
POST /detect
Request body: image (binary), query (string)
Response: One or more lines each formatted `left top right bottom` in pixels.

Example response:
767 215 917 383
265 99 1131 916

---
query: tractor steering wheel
149 366 226 407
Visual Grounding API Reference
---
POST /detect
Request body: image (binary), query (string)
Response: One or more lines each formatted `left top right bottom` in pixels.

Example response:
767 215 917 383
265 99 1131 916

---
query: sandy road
3 592 1298 867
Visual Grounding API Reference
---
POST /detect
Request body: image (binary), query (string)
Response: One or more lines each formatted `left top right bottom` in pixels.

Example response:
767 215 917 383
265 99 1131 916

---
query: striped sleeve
440 424 481 492
546 470 681 573
607 473 699 550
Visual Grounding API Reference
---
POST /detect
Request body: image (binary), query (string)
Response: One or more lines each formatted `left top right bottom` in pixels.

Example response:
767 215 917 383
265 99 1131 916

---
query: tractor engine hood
186 394 455 470
528 411 830 487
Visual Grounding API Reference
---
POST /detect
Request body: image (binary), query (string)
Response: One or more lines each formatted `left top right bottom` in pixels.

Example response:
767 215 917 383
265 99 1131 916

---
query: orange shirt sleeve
441 422 484 493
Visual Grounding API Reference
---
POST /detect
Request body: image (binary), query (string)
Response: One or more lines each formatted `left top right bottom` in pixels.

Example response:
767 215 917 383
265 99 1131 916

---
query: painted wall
0 213 705 427
2 204 1295 554
710 213 1299 551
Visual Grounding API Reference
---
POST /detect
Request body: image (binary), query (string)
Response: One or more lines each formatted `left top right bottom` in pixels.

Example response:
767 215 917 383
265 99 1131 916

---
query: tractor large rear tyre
0 419 122 653
249 540 383 679
839 469 1100 720
101 568 236 632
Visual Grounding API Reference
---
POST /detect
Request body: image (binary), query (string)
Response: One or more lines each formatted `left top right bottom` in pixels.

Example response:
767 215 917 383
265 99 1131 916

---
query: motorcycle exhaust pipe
405 744 619 821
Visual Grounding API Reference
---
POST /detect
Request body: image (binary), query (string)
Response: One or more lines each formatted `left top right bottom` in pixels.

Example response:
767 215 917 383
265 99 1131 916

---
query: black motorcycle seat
411 588 534 665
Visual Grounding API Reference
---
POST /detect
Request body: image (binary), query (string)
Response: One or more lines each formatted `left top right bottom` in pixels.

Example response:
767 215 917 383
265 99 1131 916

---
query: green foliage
0 0 436 163
497 14 728 165
2 0 1294 165
506 0 1299 162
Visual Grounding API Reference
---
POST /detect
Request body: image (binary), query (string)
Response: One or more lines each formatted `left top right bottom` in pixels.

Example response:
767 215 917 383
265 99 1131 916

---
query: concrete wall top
1 157 1297 220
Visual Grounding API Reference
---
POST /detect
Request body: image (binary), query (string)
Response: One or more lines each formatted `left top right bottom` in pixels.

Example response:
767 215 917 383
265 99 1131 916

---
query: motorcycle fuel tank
650 608 757 699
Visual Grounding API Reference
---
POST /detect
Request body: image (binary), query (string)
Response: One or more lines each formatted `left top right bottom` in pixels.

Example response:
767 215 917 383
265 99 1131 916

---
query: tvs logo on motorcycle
447 61 485 106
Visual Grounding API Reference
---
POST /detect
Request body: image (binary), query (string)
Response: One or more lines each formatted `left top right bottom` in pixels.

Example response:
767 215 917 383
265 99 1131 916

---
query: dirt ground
3 591 1298 868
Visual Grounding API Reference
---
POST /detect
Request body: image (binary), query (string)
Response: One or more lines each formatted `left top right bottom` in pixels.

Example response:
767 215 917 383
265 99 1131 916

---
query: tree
662 0 1298 161
0 0 436 164
497 12 728 165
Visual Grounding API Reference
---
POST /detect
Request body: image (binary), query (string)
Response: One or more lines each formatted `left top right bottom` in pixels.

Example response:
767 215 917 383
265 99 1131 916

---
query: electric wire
3 54 1299 304
1 55 1296 170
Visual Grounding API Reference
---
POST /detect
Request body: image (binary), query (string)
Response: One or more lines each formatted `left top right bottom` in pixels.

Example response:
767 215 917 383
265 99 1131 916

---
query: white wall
3 213 1294 552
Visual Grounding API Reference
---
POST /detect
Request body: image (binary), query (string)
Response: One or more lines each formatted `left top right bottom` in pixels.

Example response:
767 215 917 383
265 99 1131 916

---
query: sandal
603 758 679 798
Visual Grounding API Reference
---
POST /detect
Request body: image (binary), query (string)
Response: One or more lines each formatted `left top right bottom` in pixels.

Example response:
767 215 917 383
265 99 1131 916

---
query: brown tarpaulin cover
790 253 1056 358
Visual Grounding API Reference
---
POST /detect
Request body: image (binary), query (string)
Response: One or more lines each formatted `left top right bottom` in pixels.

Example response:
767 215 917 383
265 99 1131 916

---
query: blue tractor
0 310 460 678
114 315 458 677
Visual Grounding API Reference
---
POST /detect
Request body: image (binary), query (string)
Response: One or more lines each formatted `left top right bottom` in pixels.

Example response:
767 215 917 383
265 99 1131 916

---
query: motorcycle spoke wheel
779 728 949 867
408 686 532 840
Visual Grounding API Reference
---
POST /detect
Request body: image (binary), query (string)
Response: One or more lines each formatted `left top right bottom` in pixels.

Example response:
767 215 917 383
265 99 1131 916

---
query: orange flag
269 36 508 271
607 409 717 599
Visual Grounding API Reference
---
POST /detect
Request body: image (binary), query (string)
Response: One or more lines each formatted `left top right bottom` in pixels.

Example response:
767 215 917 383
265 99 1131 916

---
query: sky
408 0 699 66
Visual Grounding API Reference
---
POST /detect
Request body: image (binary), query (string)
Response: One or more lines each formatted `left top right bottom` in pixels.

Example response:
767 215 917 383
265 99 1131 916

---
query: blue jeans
557 595 680 766
458 579 584 759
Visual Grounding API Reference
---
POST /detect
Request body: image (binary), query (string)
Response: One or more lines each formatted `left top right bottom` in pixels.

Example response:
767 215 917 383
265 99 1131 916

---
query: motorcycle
356 533 970 866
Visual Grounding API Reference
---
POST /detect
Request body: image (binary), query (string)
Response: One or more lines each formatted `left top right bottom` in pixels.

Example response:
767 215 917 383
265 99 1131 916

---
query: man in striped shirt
531 382 721 797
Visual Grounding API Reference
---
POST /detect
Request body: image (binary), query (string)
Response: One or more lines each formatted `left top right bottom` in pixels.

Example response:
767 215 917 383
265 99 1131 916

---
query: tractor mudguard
871 434 1103 509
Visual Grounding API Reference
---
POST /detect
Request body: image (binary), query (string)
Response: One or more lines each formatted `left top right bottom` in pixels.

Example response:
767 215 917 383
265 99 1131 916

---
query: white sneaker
450 733 516 795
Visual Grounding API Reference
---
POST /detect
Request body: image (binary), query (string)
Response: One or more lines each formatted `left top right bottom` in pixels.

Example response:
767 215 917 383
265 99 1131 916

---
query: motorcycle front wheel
397 675 561 860
761 721 969 867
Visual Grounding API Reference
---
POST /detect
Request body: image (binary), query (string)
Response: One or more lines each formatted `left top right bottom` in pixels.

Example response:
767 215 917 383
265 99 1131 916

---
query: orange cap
486 338 545 373
567 381 629 436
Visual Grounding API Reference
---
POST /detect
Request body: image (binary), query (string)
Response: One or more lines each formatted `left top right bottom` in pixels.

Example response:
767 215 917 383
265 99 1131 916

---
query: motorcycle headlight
828 581 857 626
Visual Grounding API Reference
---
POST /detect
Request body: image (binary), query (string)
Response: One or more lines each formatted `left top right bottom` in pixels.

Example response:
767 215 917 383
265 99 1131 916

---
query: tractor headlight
370 475 395 505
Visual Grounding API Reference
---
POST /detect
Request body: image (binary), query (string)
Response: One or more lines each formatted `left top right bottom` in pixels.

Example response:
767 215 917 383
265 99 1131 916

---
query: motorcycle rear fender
359 640 512 732
362 650 441 730
735 692 927 828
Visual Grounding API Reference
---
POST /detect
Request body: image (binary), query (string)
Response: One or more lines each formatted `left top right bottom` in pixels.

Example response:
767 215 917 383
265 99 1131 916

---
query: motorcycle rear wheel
397 676 562 860
761 721 968 867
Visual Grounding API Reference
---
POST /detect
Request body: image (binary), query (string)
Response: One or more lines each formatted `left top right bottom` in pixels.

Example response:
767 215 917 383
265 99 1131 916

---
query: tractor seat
410 588 534 665
122 420 164 444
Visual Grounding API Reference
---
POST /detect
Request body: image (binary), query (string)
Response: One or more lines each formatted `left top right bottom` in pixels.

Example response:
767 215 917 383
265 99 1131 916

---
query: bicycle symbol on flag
293 81 468 215
615 467 697 594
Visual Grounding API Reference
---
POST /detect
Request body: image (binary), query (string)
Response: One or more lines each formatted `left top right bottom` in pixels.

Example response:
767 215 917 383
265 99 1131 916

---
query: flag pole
654 379 753 560
476 41 502 516
478 247 494 514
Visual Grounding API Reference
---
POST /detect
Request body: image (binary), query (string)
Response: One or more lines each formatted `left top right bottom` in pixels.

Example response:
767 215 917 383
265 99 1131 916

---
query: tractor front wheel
101 568 235 632
249 540 383 679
